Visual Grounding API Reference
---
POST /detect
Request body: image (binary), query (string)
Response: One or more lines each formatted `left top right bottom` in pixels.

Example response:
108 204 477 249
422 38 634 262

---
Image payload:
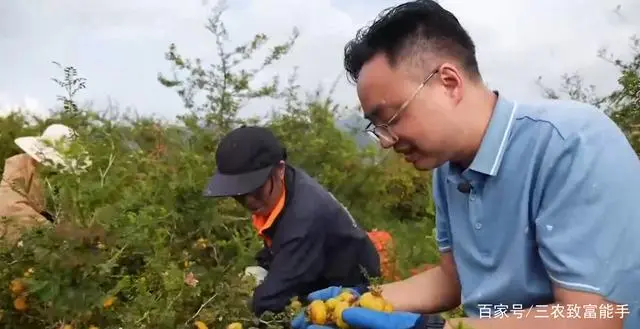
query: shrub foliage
0 4 637 329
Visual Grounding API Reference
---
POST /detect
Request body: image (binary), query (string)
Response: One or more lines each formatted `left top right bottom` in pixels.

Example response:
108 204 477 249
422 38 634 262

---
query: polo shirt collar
467 92 518 176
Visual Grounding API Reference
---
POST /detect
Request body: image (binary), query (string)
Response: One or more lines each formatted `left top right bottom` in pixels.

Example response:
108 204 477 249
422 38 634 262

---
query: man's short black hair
343 0 480 83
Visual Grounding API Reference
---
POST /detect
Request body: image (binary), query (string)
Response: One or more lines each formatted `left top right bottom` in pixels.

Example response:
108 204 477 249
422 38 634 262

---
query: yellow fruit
13 296 28 311
9 279 25 295
24 268 34 277
325 297 339 311
195 321 209 329
307 300 328 325
103 296 116 308
337 291 357 304
226 322 242 329
333 301 351 329
383 302 393 313
358 292 386 312
195 238 209 250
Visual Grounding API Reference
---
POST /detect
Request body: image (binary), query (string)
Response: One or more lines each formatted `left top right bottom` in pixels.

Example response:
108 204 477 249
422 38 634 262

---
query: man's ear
438 63 464 104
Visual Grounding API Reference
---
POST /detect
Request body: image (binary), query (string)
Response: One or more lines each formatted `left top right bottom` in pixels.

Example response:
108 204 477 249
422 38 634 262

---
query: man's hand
294 307 424 329
243 266 268 285
291 285 367 329
378 254 460 314
290 285 446 329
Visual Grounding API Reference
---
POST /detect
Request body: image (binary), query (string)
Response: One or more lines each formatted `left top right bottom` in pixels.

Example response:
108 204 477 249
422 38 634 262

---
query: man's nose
392 140 412 153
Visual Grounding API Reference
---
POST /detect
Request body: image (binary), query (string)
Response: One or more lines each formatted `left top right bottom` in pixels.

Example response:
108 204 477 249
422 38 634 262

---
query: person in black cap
204 125 381 316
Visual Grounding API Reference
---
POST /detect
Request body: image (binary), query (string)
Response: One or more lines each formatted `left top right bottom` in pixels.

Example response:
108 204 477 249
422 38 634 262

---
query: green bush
0 6 440 328
0 81 436 329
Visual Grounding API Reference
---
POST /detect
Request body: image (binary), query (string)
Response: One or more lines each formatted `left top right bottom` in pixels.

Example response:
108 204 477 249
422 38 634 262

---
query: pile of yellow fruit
9 278 28 312
305 286 393 329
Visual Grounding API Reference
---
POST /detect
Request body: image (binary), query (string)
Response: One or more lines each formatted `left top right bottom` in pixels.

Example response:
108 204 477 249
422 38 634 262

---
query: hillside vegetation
0 5 637 329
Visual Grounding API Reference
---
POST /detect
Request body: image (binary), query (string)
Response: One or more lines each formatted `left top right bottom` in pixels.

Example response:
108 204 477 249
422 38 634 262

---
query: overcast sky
0 0 638 121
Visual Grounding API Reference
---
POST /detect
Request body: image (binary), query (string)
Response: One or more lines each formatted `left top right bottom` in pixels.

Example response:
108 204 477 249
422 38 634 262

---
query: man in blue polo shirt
291 1 640 329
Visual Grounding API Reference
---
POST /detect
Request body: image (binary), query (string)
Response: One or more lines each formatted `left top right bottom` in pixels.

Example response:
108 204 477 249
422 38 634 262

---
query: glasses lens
366 130 380 142
374 127 397 145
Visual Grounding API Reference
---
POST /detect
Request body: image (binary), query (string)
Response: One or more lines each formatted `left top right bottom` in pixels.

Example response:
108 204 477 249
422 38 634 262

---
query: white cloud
442 0 640 101
0 93 49 118
0 0 638 121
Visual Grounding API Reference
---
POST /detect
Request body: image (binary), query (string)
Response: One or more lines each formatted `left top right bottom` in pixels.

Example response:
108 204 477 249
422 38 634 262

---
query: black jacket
250 165 381 316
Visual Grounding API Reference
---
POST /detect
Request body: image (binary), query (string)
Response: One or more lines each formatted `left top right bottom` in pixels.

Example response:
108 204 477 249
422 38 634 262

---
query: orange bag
367 229 400 281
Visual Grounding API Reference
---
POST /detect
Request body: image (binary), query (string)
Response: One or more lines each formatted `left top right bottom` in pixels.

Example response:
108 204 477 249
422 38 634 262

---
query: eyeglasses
364 69 439 146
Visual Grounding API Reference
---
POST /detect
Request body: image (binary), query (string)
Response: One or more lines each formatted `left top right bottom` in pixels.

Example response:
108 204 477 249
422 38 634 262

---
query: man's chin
411 157 443 171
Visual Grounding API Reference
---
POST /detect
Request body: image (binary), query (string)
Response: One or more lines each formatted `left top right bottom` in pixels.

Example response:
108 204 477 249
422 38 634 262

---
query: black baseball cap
203 126 287 197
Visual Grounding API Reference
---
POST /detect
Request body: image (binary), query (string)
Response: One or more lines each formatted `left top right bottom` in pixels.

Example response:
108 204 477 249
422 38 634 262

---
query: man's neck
452 86 498 169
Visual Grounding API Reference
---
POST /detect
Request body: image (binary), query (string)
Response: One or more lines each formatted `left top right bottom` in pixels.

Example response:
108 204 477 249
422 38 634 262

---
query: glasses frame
364 69 439 145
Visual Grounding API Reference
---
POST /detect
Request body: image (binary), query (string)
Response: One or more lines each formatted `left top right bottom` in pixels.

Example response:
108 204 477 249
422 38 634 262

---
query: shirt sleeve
534 125 640 305
250 222 325 316
432 168 452 253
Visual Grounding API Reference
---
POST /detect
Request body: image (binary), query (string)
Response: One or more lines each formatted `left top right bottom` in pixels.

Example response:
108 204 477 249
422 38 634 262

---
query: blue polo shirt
433 92 640 328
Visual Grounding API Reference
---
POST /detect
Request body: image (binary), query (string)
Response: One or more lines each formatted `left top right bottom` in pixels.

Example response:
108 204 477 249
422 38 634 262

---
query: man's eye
375 117 393 125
